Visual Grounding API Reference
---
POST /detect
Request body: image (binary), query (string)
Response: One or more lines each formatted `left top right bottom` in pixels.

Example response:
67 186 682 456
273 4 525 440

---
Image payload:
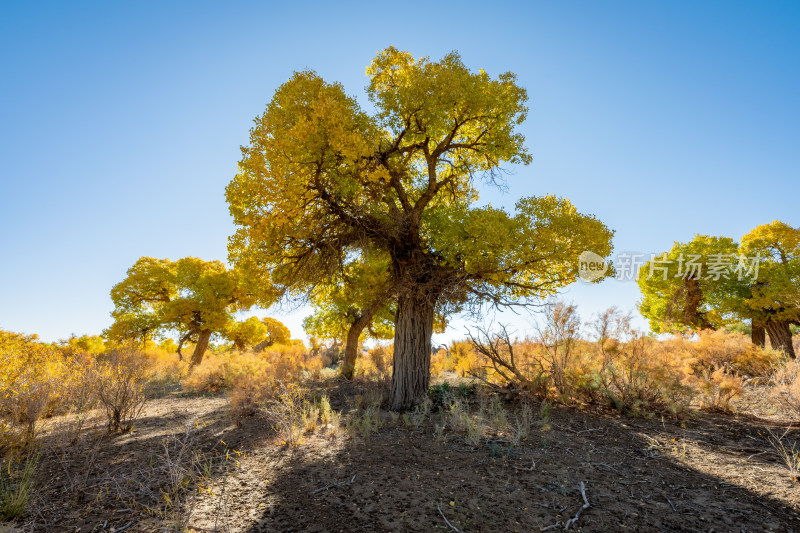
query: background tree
225 317 268 351
638 235 745 334
637 225 799 357
252 317 291 350
740 221 800 357
303 249 395 379
108 257 247 367
226 316 291 351
227 48 614 409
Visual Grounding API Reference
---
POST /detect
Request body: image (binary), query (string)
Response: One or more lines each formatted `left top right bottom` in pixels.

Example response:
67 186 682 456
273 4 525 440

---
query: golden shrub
0 331 66 444
92 349 149 433
431 348 455 377
354 344 393 379
670 329 779 378
773 359 800 417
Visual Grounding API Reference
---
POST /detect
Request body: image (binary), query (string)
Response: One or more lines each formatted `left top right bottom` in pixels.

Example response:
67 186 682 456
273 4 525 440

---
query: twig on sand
563 481 590 530
437 502 464 533
540 522 561 531
311 475 356 494
112 522 134 533
663 494 677 512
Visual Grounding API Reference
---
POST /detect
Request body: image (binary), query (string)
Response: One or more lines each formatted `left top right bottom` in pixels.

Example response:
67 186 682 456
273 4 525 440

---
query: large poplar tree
227 48 614 409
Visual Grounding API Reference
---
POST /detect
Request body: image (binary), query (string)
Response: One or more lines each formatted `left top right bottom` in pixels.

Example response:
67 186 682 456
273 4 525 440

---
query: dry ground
16 382 800 532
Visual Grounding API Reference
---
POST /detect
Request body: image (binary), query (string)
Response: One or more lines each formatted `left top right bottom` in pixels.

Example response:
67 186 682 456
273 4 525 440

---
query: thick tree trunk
190 329 212 367
683 278 714 330
766 320 795 358
253 338 274 352
341 315 371 380
389 292 435 411
751 323 766 348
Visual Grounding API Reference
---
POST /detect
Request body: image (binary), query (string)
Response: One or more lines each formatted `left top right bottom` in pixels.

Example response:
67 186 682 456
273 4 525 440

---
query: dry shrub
0 331 67 446
431 342 481 378
0 330 195 446
93 349 148 433
183 353 277 425
182 355 237 394
184 343 310 394
261 342 320 381
453 343 483 378
773 359 800 417
143 348 188 397
535 302 581 398
468 327 549 397
354 344 393 379
46 353 99 445
183 342 330 426
658 329 776 412
588 317 694 417
687 367 743 412
465 305 771 417
674 329 779 378
262 383 308 445
228 374 276 425
431 348 454 376
156 425 229 530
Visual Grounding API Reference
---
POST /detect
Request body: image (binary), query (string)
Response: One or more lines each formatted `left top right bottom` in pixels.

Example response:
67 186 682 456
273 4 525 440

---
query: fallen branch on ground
563 481 590 530
663 494 676 512
112 522 134 533
311 475 356 494
437 502 464 533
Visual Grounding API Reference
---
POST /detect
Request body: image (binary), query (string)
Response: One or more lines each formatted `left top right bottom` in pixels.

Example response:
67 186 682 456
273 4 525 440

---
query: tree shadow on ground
227 383 800 533
28 394 271 533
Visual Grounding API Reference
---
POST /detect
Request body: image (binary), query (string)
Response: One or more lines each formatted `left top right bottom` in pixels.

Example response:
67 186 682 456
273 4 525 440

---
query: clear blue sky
1 1 798 343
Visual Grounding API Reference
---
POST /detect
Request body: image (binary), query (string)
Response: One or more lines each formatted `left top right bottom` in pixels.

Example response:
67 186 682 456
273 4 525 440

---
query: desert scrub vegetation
182 342 334 427
0 329 197 519
0 331 161 519
772 359 800 417
434 303 782 418
0 452 38 520
183 342 330 395
92 349 149 433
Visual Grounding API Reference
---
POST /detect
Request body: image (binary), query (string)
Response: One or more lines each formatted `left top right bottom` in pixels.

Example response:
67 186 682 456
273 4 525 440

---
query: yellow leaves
109 257 244 345
740 220 800 261
228 47 612 314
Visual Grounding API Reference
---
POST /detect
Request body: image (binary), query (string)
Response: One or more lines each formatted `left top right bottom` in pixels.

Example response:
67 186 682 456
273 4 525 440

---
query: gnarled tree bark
389 291 436 411
751 323 766 348
682 278 714 330
766 320 795 358
190 329 212 367
341 314 371 380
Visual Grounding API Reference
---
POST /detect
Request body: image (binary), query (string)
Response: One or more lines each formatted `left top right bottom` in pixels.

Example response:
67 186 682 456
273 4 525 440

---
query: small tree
534 301 581 396
740 221 800 357
253 318 291 350
303 249 395 379
638 235 744 334
225 316 291 351
107 257 249 367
